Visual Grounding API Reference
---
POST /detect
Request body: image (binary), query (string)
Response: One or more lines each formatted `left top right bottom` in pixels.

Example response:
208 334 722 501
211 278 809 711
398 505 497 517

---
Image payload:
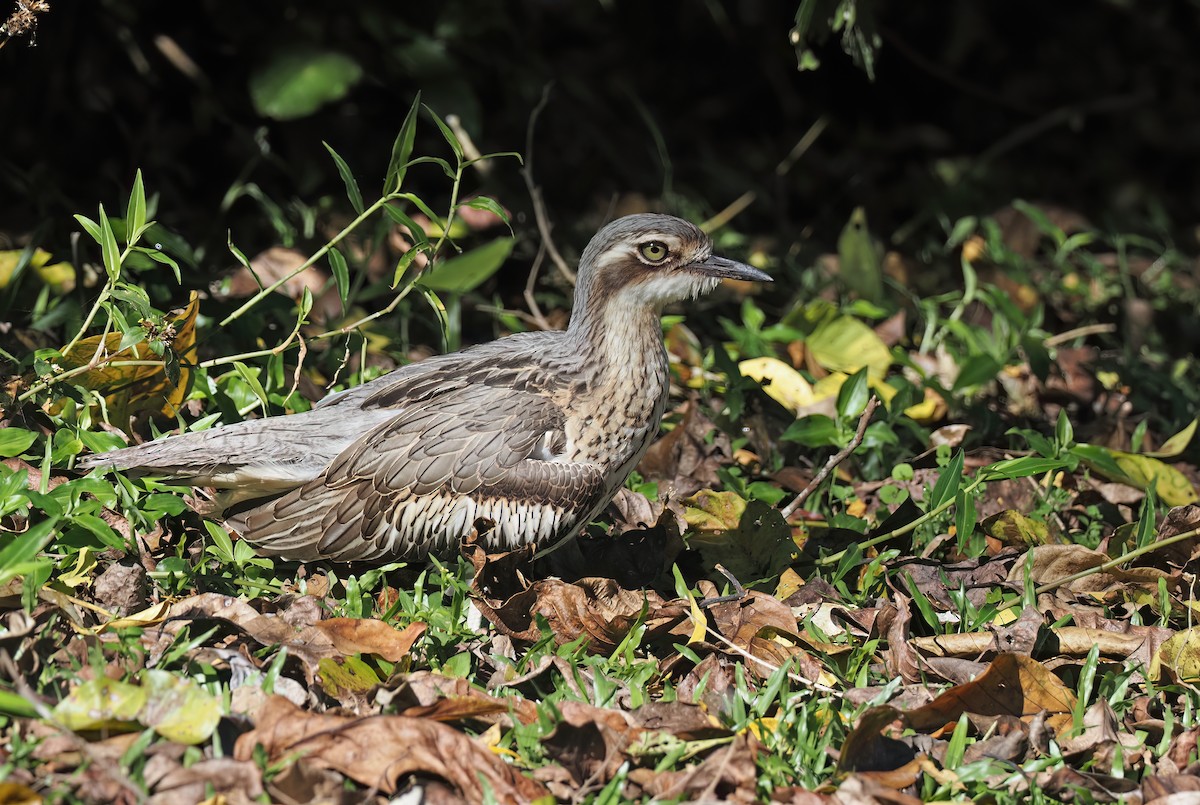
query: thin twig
698 563 748 609
1044 323 1117 347
703 627 841 697
523 242 553 331
700 116 828 234
781 396 881 519
521 84 576 284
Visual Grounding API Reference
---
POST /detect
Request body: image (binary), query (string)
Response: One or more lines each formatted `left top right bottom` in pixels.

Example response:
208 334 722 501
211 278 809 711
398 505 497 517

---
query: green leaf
328 247 350 312
952 354 1003 390
74 214 101 244
384 92 421 195
249 48 363 121
808 315 891 380
926 450 964 510
0 518 57 588
424 104 463 162
125 169 146 245
382 205 431 253
98 204 122 282
233 361 271 416
461 196 511 229
835 367 870 419
946 216 977 250
323 142 364 214
836 207 882 303
981 456 1069 481
417 237 514 294
0 429 37 458
136 246 182 283
780 415 840 448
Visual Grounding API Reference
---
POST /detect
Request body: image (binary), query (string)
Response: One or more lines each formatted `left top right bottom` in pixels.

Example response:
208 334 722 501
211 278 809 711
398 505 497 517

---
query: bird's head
570 214 772 328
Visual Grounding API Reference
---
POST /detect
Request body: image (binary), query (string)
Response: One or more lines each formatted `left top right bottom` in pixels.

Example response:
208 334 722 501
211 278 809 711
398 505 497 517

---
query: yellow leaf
98 600 172 633
1147 419 1197 458
61 292 200 428
808 316 892 380
0 248 50 286
0 248 75 292
687 590 707 645
57 547 97 588
738 357 816 411
1153 628 1200 683
1111 451 1199 506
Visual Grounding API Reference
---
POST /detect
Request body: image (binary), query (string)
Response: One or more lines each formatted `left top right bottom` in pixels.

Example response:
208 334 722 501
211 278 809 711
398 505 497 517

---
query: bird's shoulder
315 329 573 412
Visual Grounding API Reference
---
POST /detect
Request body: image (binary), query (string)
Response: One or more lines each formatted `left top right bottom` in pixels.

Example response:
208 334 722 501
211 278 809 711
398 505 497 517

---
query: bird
78 214 773 562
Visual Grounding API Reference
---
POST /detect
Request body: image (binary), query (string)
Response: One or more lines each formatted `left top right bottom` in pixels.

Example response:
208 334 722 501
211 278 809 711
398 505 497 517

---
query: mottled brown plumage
78 214 772 561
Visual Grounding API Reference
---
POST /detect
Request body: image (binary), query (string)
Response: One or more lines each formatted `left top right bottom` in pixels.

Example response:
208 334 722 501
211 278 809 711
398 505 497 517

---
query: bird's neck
569 297 667 382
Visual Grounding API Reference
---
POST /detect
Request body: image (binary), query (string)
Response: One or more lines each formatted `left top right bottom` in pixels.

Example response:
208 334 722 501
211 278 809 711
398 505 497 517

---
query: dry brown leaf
217 246 341 323
625 734 761 804
313 618 426 663
162 593 424 679
541 700 642 788
906 653 1076 734
232 695 548 802
468 545 690 653
836 706 919 773
639 400 732 499
1007 543 1175 597
710 591 819 680
146 758 263 805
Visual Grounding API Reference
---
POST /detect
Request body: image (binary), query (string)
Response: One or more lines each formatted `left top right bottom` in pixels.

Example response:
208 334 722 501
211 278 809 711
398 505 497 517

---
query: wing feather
230 385 608 561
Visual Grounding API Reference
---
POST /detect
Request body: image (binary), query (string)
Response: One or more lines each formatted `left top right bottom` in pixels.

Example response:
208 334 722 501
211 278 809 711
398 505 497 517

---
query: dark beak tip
695 255 773 283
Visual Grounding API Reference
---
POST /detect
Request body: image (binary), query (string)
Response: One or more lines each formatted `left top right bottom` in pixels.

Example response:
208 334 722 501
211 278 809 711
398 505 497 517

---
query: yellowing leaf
1153 628 1200 683
1147 419 1197 458
60 292 200 428
0 248 76 293
0 248 50 286
738 357 815 411
683 490 747 532
686 590 707 645
97 600 172 633
1112 451 1199 506
51 671 223 744
53 677 147 734
808 316 891 380
57 547 97 588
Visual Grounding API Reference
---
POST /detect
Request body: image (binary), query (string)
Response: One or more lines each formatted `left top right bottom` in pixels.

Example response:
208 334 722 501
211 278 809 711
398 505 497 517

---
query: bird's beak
687 254 773 283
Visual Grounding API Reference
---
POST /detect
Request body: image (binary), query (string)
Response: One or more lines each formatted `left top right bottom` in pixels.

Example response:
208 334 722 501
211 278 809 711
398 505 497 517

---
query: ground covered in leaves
5 4 1200 803
5 185 1200 804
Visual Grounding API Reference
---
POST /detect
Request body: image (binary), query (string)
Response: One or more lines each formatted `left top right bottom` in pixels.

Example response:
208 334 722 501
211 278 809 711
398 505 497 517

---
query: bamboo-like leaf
98 205 122 282
323 142 364 214
927 450 964 510
384 92 421 195
328 247 350 311
424 105 463 162
126 169 146 245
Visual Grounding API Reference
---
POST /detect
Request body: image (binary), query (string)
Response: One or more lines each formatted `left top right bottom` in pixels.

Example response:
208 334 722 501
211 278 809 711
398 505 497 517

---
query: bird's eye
639 241 669 263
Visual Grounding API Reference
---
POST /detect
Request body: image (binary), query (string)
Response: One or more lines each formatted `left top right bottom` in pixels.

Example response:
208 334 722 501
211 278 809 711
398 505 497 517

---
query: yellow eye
639 241 669 263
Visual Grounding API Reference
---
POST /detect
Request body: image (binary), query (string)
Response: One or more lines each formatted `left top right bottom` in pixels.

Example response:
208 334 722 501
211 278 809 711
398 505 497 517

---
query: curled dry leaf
163 593 423 679
710 590 823 681
905 653 1076 734
1007 543 1175 597
60 292 200 427
233 695 549 802
625 733 761 804
467 544 691 653
638 400 732 499
313 618 426 663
